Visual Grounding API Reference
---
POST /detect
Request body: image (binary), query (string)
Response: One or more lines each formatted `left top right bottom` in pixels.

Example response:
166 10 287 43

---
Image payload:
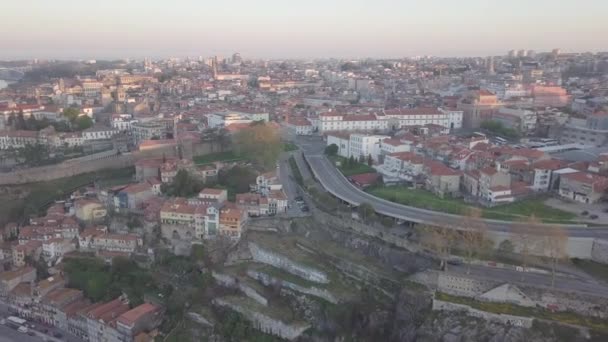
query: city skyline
2 0 607 60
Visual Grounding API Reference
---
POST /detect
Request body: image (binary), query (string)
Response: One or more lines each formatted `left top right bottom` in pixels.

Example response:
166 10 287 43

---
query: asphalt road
450 263 608 297
0 303 80 342
296 135 608 238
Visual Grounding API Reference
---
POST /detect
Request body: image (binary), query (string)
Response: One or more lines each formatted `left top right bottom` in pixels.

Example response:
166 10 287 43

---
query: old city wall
213 298 310 341
212 271 269 306
246 269 338 304
0 141 216 185
248 242 329 284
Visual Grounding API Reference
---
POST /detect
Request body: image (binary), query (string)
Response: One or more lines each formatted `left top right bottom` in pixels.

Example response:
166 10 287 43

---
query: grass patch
572 258 608 284
328 155 375 176
283 142 299 152
367 185 575 222
289 156 304 186
367 185 468 215
193 151 243 165
483 199 576 222
436 292 608 333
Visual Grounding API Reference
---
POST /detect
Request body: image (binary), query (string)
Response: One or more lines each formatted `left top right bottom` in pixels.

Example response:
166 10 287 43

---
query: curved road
305 153 608 239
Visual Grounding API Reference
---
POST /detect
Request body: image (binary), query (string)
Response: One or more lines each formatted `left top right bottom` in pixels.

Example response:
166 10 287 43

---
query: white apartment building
111 115 138 131
348 134 387 161
383 107 463 132
207 110 270 129
82 126 119 141
326 133 350 158
42 238 76 260
315 112 387 133
194 205 220 239
82 82 103 98
0 130 39 149
288 118 313 135
494 107 537 132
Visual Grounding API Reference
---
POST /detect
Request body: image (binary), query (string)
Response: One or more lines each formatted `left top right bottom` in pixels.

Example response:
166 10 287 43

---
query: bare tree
419 224 457 271
461 207 488 274
511 215 543 281
539 224 568 287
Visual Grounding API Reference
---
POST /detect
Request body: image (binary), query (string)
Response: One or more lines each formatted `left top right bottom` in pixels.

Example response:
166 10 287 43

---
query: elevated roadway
304 153 608 239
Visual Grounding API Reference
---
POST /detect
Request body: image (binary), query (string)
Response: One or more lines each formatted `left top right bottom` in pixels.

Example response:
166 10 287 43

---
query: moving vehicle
18 326 29 333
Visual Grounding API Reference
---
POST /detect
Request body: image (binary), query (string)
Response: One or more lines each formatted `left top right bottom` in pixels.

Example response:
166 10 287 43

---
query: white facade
112 118 138 131
288 119 313 135
532 168 551 191
496 107 537 132
349 134 387 161
379 139 411 155
326 134 350 158
207 111 269 129
82 127 119 141
383 107 462 131
42 239 76 260
317 113 388 133
82 82 103 98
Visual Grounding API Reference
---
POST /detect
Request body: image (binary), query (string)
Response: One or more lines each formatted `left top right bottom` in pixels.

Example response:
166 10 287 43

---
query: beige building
0 267 36 297
559 171 608 204
219 206 247 239
74 199 107 222
424 161 461 198
457 89 501 129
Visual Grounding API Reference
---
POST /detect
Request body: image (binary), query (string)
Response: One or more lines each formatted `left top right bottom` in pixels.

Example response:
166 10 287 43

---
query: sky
2 0 607 60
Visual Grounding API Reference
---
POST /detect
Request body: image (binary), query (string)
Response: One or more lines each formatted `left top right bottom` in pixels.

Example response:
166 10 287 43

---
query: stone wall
591 239 608 264
0 153 135 185
247 269 338 304
213 298 310 341
248 242 329 284
412 270 608 318
212 271 268 306
436 273 497 297
0 141 216 185
310 207 422 254
432 299 534 328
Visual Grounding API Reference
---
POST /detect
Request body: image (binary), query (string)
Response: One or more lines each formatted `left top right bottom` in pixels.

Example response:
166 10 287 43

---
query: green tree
325 144 339 156
18 143 49 166
162 169 204 197
358 202 376 222
218 166 257 199
348 155 356 167
498 239 515 254
63 107 80 122
232 123 282 170
74 115 93 130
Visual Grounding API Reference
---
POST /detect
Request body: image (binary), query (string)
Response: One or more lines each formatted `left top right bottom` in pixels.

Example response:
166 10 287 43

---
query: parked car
581 210 589 216
590 214 599 220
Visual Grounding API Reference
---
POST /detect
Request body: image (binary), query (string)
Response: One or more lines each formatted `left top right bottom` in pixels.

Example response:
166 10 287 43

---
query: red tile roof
348 173 379 186
117 303 160 327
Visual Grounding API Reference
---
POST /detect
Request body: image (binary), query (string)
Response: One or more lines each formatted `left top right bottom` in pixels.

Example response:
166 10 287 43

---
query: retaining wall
432 299 534 328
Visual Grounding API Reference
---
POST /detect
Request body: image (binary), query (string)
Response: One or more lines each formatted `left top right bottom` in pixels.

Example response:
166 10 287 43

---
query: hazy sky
2 0 607 60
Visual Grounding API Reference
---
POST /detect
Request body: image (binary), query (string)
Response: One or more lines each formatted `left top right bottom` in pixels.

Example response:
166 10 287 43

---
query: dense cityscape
2 2 608 342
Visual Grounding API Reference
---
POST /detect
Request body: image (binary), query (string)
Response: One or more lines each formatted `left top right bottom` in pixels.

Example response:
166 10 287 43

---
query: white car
18 326 28 333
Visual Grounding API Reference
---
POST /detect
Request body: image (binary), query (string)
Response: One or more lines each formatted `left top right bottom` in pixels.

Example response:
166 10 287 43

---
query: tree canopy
325 144 339 156
232 123 282 170
161 169 204 197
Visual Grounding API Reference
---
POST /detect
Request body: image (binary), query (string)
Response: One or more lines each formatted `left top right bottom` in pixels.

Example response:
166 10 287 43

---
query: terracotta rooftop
117 303 160 327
